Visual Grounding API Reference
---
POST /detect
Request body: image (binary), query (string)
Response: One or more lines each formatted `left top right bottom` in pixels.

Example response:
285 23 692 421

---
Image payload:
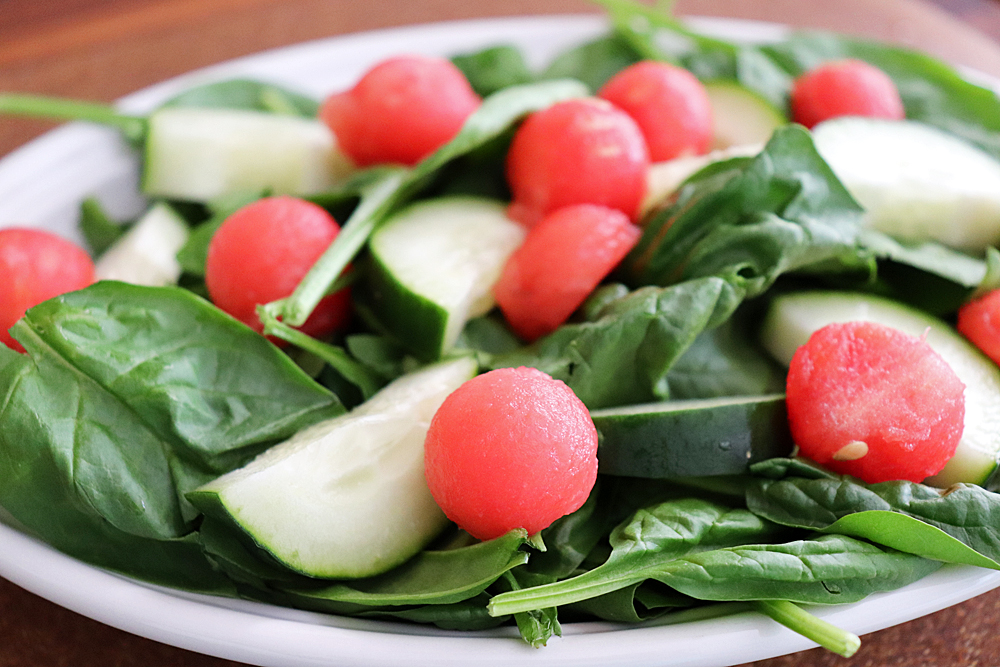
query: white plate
2 14 1000 667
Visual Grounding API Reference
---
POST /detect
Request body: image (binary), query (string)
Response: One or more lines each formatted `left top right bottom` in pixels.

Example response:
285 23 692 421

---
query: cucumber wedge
93 202 189 286
143 107 354 202
188 356 477 579
591 394 792 478
364 197 526 361
811 117 1000 252
760 291 1000 486
704 80 785 150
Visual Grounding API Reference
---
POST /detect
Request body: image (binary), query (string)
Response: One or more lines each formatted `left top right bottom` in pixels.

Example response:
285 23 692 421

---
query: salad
3 0 1000 659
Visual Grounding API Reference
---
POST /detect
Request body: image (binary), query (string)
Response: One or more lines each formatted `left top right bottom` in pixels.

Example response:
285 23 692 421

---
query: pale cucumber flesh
189 356 477 579
812 117 1000 252
93 202 189 286
143 107 354 202
366 197 525 360
704 80 785 150
642 144 762 216
760 291 1000 486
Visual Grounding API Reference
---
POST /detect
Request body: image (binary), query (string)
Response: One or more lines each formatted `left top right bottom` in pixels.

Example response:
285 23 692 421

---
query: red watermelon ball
424 367 598 540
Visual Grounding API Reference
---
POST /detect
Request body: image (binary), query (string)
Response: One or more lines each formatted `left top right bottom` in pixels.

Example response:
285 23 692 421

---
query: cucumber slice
811 117 1000 252
93 202 189 286
143 107 354 202
364 197 526 361
188 356 477 579
760 291 1000 486
703 80 785 150
591 394 792 478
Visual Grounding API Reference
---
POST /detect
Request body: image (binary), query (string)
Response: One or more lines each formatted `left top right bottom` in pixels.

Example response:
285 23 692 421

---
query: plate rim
2 12 999 667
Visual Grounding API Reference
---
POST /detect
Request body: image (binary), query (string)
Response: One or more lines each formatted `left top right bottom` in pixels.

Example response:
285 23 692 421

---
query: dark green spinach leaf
0 283 342 589
541 34 642 91
495 276 739 409
748 458 1000 569
628 125 869 292
79 197 127 256
160 79 320 117
282 529 531 608
453 45 535 97
489 498 785 615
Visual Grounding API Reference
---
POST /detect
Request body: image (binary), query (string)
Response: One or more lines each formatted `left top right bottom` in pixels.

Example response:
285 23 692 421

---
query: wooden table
2 1 1000 665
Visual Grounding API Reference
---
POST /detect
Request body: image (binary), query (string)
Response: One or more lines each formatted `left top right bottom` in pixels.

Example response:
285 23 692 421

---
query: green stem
0 94 147 144
754 600 861 658
277 168 408 327
257 306 384 400
488 568 641 617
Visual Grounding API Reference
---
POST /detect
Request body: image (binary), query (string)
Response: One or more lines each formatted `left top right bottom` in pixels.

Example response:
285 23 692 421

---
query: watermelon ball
791 59 905 129
493 203 641 342
205 196 351 339
424 367 599 541
786 321 965 484
320 55 481 167
598 60 714 162
505 97 650 227
0 228 95 353
957 289 1000 366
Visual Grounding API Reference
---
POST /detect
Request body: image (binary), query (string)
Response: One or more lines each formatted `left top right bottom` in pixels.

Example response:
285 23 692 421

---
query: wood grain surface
2 1 1000 666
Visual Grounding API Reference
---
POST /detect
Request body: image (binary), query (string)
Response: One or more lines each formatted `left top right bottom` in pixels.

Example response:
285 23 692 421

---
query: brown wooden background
2 1 1000 665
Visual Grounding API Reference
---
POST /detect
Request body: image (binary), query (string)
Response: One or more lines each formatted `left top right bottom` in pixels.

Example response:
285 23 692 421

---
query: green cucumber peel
280 529 531 607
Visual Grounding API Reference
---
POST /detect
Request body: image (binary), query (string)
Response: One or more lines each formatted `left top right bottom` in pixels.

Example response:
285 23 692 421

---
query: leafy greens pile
3 0 1000 655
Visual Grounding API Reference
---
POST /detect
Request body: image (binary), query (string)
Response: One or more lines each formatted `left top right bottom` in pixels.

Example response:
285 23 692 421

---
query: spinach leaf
454 315 523 359
763 33 1000 159
596 0 791 109
258 306 386 401
494 276 739 409
281 529 530 608
452 45 535 97
488 498 785 616
651 534 941 604
664 314 786 399
541 34 642 91
0 283 342 588
198 514 310 589
79 197 127 256
748 458 1000 568
159 79 319 117
363 595 506 631
498 570 562 647
628 125 869 292
857 229 989 315
566 580 693 622
526 480 613 579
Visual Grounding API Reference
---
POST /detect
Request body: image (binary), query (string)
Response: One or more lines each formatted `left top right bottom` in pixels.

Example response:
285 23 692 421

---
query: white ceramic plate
2 14 999 667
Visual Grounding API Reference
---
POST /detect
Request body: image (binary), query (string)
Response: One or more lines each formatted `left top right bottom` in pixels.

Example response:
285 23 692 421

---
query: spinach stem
277 168 408 327
257 306 384 400
754 600 861 658
0 94 147 143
